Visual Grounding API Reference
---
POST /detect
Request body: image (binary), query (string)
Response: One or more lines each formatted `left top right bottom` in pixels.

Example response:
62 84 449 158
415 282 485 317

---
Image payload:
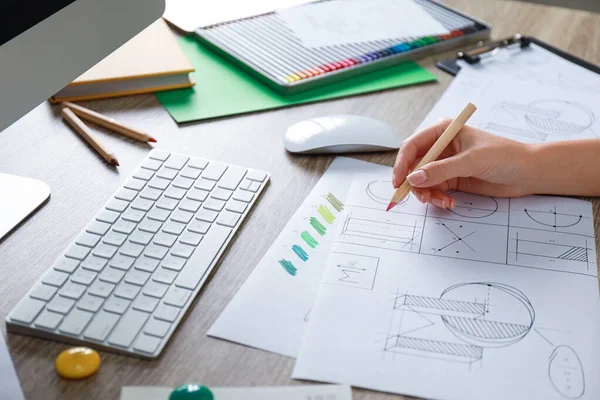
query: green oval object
169 384 214 400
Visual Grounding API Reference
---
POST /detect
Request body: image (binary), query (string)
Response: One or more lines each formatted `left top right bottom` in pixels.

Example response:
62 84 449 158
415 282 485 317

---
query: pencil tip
111 158 120 166
386 202 397 212
148 137 157 143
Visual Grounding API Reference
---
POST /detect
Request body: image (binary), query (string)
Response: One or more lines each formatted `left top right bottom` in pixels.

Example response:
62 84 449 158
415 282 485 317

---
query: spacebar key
174 224 232 290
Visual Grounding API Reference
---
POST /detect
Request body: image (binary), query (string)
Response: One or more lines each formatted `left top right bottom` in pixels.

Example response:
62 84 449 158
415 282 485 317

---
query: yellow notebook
51 19 194 103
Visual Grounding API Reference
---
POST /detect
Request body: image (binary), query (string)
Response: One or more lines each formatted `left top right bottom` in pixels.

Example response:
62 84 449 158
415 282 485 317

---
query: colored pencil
386 102 477 212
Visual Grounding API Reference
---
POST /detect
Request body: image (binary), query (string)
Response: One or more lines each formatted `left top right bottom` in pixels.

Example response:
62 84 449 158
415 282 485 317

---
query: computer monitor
0 0 165 133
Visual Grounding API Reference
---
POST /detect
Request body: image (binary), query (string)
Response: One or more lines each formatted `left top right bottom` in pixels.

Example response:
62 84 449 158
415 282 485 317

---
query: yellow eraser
55 347 101 379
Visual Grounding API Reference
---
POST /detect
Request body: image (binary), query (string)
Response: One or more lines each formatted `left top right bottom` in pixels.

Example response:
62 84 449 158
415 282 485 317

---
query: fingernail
407 170 428 186
449 199 456 209
392 173 397 188
416 193 424 203
432 198 445 208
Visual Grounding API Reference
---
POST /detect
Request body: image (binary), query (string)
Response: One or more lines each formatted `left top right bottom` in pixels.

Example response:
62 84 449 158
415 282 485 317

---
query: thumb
406 154 473 188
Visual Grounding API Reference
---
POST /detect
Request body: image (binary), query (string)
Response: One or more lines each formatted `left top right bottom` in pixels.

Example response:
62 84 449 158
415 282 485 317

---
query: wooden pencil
62 102 157 143
386 102 477 212
61 108 120 166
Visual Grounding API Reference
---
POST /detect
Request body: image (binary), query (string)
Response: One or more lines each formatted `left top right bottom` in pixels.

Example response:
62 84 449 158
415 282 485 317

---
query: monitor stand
0 173 50 242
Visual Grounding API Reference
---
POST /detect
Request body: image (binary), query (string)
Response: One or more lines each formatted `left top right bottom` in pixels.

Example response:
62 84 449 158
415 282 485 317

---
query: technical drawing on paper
548 345 586 399
383 283 535 365
523 206 584 230
321 252 380 290
366 180 411 207
426 192 509 226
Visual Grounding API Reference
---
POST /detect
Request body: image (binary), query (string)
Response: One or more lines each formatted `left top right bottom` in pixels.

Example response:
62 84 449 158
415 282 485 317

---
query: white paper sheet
0 333 24 400
294 169 600 399
164 0 316 32
121 385 352 400
418 44 600 143
208 158 390 357
277 0 448 49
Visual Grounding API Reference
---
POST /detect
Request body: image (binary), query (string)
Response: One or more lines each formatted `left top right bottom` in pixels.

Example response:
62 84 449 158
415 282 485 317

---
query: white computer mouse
283 115 402 154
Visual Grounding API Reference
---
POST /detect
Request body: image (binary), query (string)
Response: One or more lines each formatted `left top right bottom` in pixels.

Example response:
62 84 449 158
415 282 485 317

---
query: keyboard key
170 210 194 224
138 218 162 234
65 243 91 260
153 267 178 284
149 149 170 162
42 270 69 287
211 188 233 201
153 232 178 248
148 177 170 191
46 296 75 314
161 256 187 272
156 197 179 211
88 280 115 298
106 198 129 213
144 319 170 338
96 209 120 224
170 243 195 259
246 170 267 182
195 209 218 223
201 162 227 181
186 188 209 202
147 207 170 222
179 231 203 246
124 270 151 286
133 334 161 354
102 231 128 246
99 267 125 284
144 244 169 260
58 309 94 336
139 187 162 201
81 255 108 272
108 309 149 347
92 243 118 259
86 220 111 235
113 219 136 235
34 310 63 330
156 167 178 180
132 295 159 313
104 296 131 314
77 294 105 313
164 154 189 170
133 167 154 181
187 158 208 170
71 269 97 286
141 158 163 170
142 281 169 299
240 180 260 192
188 220 211 234
109 254 136 271
131 198 154 212
226 199 247 214
175 224 231 290
203 198 225 212
163 287 192 308
162 221 186 236
194 178 215 191
134 257 160 273
154 304 180 322
217 166 246 190
129 230 154 246
83 311 120 341
180 166 201 179
10 298 45 324
122 209 146 223
216 211 240 228
164 187 186 200
76 232 101 248
179 199 201 213
114 283 140 300
59 282 86 300
115 188 138 202
29 283 57 301
120 242 145 258
124 177 146 191
53 257 80 274
172 177 194 190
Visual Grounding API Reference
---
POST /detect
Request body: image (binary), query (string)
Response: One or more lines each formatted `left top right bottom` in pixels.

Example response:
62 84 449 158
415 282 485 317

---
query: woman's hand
393 119 536 209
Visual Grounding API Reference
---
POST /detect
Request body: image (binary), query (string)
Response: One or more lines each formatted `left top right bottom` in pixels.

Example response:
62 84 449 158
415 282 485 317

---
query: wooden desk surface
1 1 599 399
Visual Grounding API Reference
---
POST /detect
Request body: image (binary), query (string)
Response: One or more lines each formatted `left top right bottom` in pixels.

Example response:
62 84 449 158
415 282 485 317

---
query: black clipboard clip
437 34 530 76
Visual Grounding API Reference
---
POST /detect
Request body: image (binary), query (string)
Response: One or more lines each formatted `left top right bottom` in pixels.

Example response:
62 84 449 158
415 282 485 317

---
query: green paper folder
156 36 437 123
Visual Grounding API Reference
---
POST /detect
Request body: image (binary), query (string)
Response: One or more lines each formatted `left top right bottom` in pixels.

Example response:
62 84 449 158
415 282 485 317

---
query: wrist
520 143 546 195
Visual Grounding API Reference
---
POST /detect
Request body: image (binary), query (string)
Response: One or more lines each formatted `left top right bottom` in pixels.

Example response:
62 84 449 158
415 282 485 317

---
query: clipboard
437 34 600 76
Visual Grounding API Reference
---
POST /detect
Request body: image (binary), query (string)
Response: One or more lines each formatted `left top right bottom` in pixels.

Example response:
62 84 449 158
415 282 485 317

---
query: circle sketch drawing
366 180 410 206
524 207 583 229
524 100 595 136
447 192 498 218
440 283 534 348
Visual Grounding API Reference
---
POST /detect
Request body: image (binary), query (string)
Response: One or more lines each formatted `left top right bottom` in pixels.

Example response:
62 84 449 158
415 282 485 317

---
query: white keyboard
6 150 269 358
